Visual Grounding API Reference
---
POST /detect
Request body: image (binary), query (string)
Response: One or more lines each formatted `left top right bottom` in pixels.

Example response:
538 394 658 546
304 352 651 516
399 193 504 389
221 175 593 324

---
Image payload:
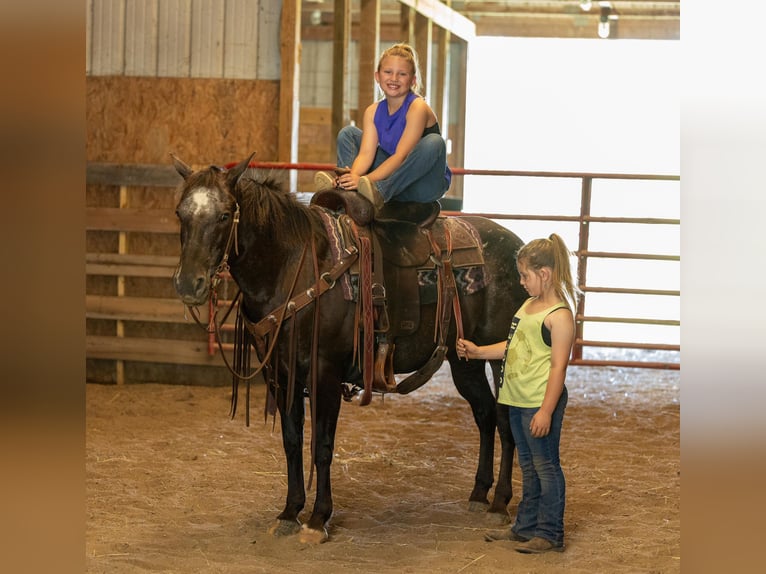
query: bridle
211 202 240 289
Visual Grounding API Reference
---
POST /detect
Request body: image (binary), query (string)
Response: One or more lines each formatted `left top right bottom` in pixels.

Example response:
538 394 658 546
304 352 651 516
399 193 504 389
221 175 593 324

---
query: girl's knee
420 133 446 153
338 124 361 141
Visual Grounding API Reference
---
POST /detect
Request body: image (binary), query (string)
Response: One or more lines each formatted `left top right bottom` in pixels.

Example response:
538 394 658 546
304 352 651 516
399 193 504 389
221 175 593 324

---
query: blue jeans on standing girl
507 386 568 547
336 124 449 203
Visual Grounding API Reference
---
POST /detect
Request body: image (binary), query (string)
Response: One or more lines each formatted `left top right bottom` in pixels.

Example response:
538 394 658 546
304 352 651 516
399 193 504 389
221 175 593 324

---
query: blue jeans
336 125 449 203
508 386 568 546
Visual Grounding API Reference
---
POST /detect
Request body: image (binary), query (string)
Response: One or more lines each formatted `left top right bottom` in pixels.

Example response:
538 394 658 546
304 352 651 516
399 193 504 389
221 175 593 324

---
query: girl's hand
456 338 477 360
336 170 359 191
530 410 552 438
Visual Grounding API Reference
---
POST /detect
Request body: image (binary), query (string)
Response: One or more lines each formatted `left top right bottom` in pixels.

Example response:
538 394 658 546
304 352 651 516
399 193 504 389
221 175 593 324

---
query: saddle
311 189 485 405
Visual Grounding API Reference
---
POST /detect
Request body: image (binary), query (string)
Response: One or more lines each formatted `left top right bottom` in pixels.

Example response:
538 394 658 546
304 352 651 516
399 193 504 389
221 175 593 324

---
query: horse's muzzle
173 265 211 306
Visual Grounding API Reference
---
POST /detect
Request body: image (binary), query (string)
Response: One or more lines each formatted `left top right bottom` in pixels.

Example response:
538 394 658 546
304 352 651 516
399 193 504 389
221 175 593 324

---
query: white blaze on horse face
187 187 218 217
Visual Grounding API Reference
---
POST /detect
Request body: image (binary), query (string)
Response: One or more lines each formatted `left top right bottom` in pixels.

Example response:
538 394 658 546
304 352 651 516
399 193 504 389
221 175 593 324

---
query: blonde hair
377 43 423 96
516 233 582 309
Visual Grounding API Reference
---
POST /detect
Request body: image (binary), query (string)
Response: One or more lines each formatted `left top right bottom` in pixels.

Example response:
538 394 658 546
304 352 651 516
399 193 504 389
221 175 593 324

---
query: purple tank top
373 91 418 156
373 91 452 186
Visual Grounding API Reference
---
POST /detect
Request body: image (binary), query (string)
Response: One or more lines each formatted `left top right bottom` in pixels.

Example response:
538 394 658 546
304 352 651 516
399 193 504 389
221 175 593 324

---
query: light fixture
580 0 592 11
598 2 612 39
310 9 322 27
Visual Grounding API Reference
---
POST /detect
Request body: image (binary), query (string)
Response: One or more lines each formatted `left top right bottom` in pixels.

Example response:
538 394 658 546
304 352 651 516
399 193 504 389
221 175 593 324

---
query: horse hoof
299 524 329 544
467 500 490 513
267 519 302 537
484 510 511 525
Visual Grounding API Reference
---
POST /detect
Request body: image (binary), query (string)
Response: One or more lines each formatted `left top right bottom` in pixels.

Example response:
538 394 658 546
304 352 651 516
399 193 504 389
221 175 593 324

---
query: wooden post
434 25 450 138
357 0 381 125
331 0 351 159
400 3 414 43
414 12 432 99
279 0 301 189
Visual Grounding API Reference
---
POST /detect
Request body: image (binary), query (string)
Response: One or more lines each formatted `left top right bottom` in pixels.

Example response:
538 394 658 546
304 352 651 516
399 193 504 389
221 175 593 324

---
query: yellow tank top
497 298 569 408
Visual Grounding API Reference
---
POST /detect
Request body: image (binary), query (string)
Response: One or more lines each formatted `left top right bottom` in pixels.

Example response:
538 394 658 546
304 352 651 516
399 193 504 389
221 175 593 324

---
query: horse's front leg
268 384 306 537
299 369 342 544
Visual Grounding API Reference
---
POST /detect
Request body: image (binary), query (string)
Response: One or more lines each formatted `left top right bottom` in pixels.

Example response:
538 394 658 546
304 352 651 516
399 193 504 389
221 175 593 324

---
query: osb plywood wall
86 76 281 385
86 76 280 165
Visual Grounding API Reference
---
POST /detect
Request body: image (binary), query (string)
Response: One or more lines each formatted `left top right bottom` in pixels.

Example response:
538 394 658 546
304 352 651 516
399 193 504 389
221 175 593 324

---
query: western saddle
310 186 485 406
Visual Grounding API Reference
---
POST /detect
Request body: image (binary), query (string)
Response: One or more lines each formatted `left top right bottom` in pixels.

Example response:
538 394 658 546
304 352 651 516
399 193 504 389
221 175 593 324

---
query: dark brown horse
172 154 527 543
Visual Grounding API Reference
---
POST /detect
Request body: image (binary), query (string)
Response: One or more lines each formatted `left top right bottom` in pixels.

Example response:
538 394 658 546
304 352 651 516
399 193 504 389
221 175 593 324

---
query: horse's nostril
194 275 208 296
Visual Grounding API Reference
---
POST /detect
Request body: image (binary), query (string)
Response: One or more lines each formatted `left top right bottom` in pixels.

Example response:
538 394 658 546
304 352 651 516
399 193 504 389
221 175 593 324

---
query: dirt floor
86 355 680 573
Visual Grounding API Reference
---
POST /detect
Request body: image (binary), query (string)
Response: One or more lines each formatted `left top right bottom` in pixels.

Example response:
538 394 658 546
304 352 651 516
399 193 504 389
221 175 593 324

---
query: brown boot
484 528 528 543
514 536 564 554
358 176 385 211
314 171 336 192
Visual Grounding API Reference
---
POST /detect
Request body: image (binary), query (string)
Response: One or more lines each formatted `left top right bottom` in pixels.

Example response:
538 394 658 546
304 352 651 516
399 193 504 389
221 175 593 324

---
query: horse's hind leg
487 402 515 521
485 362 515 523
447 354 498 512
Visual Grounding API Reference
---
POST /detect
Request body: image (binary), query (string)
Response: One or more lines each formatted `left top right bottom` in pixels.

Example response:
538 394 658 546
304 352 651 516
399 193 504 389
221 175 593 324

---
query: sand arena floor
86 355 680 573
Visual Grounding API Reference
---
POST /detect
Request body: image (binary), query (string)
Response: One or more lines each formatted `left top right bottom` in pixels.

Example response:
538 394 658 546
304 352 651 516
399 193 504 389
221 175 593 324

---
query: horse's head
172 153 254 306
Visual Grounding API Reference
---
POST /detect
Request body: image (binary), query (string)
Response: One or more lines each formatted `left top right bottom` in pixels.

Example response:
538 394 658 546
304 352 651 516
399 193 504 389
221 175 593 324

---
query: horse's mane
235 169 326 250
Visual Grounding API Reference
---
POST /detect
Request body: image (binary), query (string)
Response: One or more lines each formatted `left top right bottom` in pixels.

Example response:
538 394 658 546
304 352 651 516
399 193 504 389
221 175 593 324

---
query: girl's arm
342 103 381 190
456 339 507 361
367 98 431 182
530 308 575 438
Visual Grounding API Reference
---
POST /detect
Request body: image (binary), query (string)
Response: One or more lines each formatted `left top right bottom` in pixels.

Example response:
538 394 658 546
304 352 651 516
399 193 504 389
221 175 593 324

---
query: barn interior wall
86 75 283 385
86 76 280 165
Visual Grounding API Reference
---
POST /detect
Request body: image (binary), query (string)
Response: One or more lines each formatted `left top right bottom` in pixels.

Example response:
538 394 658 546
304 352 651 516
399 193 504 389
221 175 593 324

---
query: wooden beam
86 162 181 188
86 295 190 323
397 0 475 41
86 335 227 367
86 207 179 233
472 15 679 40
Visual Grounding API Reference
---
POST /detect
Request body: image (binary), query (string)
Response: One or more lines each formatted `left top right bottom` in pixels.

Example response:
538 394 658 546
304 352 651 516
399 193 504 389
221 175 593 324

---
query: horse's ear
226 152 256 186
171 153 193 180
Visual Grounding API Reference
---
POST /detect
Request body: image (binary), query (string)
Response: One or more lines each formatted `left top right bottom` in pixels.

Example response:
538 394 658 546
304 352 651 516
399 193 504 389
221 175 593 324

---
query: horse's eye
220 213 230 223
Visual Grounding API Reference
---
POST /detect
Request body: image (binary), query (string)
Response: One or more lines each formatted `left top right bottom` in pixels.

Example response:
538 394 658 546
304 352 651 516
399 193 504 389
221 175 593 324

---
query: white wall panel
88 0 278 80
190 0 225 78
256 0 281 80
125 0 159 76
86 0 93 74
223 0 258 79
90 0 126 75
158 0 192 77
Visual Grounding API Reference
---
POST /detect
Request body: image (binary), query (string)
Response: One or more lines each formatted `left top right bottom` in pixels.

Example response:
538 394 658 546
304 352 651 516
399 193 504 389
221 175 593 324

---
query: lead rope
307 238 321 490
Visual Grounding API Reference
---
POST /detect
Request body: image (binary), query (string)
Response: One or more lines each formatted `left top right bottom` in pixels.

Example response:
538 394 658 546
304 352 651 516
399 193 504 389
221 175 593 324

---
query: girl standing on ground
314 43 451 211
456 234 580 554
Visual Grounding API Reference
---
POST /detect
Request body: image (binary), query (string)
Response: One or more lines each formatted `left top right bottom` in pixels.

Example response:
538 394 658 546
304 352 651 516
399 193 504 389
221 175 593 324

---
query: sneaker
483 528 528 543
514 536 564 554
358 176 385 211
314 171 336 193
